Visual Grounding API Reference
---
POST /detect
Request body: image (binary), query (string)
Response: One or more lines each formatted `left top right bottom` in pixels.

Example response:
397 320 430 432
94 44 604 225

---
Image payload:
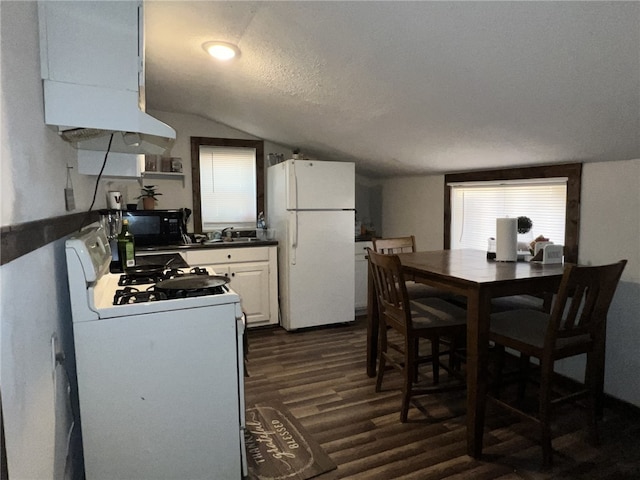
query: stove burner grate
152 274 230 300
118 274 158 286
113 269 228 304
113 287 168 305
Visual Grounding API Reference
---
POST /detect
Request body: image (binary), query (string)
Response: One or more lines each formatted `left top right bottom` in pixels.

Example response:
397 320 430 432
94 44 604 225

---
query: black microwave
122 210 186 246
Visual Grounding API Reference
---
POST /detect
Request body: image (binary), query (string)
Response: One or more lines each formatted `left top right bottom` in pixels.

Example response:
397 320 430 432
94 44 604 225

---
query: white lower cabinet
355 241 373 313
185 246 279 327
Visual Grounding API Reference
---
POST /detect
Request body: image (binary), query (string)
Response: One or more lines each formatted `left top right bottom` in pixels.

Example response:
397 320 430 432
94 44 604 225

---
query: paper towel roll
496 218 517 262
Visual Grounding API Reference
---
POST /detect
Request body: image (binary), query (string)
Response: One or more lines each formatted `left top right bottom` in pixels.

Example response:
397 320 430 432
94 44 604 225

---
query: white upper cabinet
39 1 141 97
38 1 175 161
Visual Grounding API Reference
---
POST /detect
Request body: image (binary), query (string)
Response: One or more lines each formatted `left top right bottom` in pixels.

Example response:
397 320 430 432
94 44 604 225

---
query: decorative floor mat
245 403 337 480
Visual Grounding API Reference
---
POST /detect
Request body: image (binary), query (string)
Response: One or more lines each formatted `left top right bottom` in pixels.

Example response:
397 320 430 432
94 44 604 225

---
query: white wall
1 2 95 478
580 160 640 281
571 159 640 403
381 175 445 250
381 158 640 407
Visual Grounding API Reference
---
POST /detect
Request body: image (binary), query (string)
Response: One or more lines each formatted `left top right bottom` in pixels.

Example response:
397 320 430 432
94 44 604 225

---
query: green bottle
117 219 136 271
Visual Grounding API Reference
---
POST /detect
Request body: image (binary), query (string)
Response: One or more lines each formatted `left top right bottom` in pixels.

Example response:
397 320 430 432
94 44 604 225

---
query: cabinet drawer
187 247 270 266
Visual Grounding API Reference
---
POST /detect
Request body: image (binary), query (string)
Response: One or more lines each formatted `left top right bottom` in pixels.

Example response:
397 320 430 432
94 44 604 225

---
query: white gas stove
66 228 241 318
65 226 247 479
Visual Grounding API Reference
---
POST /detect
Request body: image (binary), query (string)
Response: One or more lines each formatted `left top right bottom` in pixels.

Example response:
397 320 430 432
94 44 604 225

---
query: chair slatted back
547 260 627 348
367 249 411 334
372 236 417 254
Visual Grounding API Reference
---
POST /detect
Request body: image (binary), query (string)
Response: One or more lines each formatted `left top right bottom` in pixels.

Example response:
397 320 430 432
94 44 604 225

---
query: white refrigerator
267 159 355 330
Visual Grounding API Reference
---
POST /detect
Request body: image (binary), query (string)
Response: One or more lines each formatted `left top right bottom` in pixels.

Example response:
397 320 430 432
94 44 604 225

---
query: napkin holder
532 243 563 264
534 241 553 256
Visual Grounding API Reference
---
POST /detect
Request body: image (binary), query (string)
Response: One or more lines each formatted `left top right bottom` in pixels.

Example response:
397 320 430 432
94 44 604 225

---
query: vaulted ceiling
144 1 639 177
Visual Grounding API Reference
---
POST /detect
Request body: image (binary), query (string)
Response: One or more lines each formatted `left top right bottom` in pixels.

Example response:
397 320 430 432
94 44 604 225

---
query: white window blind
450 179 567 251
199 146 257 229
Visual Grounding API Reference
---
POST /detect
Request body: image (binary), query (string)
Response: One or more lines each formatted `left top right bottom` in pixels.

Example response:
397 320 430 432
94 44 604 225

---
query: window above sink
190 137 265 234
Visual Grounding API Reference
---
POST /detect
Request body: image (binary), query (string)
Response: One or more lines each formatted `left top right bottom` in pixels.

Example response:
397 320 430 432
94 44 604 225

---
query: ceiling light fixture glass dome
202 41 240 61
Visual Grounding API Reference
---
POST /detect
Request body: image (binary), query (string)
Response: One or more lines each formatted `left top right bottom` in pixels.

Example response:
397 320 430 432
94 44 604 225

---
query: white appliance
65 227 247 479
38 1 175 156
267 159 355 330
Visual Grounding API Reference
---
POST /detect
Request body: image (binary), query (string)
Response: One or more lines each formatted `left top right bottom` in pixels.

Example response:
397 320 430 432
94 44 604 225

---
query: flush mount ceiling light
202 41 240 61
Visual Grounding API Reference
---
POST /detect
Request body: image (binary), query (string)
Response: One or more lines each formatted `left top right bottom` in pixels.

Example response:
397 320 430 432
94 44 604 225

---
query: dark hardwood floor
244 315 640 480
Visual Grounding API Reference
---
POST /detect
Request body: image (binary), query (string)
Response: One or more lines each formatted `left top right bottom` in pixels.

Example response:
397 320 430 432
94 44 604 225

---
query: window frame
444 163 582 263
190 137 264 234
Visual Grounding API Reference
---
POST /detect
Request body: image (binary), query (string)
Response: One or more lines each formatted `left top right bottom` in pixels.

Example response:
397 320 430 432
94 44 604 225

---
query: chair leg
401 337 416 422
432 337 440 385
376 327 388 393
539 358 555 468
448 336 456 371
413 337 420 382
448 334 463 372
585 351 600 446
492 344 506 398
517 354 531 403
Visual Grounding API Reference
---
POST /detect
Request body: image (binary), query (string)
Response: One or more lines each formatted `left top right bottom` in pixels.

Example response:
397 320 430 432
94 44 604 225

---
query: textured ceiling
144 1 639 177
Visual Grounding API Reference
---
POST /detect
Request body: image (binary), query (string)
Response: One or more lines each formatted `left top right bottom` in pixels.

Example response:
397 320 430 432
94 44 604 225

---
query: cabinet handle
227 254 231 259
231 272 235 277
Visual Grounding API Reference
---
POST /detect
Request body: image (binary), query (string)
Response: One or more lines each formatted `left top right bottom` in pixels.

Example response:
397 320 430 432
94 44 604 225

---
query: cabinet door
355 259 369 311
210 264 231 278
39 1 139 91
228 262 270 326
354 242 372 311
184 247 278 327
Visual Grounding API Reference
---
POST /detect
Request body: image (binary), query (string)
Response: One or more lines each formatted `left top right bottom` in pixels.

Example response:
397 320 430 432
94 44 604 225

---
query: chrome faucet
221 226 234 238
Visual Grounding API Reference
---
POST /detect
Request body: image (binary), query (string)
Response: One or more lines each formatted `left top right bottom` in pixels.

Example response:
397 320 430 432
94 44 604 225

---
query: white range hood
43 80 175 156
38 1 176 157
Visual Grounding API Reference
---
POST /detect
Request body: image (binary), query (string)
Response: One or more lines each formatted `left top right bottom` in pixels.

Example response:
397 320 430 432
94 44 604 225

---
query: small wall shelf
141 171 185 186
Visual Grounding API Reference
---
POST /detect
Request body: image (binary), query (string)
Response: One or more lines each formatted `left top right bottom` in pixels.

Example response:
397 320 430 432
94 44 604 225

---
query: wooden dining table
365 249 566 458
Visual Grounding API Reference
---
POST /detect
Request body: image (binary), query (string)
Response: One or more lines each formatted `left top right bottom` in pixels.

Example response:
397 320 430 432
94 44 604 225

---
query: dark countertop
136 239 278 253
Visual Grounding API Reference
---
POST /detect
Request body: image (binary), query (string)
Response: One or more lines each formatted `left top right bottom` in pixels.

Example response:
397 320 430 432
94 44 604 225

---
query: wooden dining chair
367 249 467 422
372 235 463 372
372 235 418 255
372 236 452 300
486 259 627 467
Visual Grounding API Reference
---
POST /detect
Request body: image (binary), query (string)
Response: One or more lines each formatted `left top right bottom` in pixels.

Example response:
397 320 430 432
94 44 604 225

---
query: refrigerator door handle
288 160 298 210
290 212 298 264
